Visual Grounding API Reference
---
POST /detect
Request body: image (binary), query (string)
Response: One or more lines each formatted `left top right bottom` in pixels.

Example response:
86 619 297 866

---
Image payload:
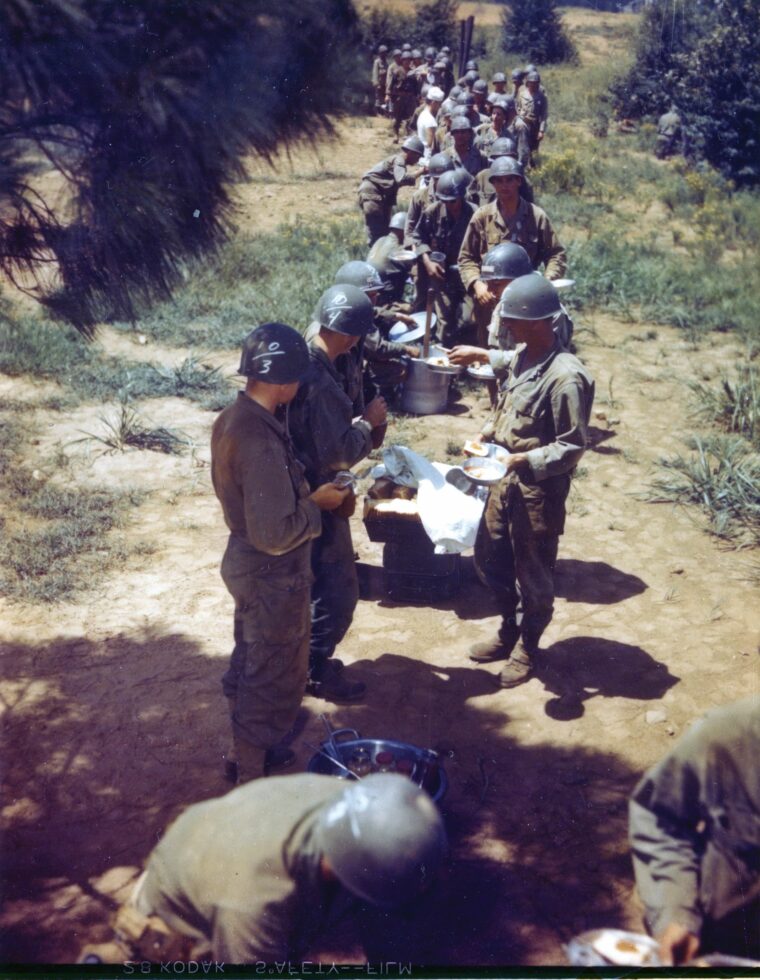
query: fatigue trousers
474 474 569 646
309 512 359 681
359 196 390 248
474 295 497 348
431 272 468 348
390 96 416 137
220 535 311 754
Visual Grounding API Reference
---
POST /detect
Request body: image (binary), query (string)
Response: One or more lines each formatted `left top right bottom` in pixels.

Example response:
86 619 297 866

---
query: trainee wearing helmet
316 773 448 908
334 260 384 293
238 322 310 383
498 274 562 321
315 284 374 336
480 243 533 282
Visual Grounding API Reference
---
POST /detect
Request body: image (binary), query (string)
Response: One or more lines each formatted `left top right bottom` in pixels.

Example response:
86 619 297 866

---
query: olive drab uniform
387 64 417 138
136 775 356 963
371 56 389 111
516 88 548 156
469 166 535 209
403 182 434 309
506 117 532 169
288 346 374 683
211 394 322 766
475 343 594 646
458 198 566 343
630 697 760 959
412 198 476 346
358 153 417 247
445 142 489 179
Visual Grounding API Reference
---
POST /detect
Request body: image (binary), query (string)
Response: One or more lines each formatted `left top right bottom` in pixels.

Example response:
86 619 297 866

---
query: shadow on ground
1 635 651 965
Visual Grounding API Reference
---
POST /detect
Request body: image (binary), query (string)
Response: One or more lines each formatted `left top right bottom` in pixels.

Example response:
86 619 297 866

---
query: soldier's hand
506 452 530 474
310 483 351 511
656 923 700 966
423 254 445 280
363 396 388 429
397 313 417 325
404 346 420 358
448 345 488 366
473 280 495 305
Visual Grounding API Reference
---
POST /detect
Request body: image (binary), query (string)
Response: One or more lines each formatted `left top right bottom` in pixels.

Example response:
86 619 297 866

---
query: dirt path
1 117 758 970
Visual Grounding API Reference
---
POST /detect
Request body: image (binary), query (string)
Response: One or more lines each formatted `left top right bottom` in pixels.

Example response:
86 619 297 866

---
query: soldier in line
440 83 462 118
412 168 476 346
474 97 511 156
516 70 548 158
210 324 350 784
491 72 507 96
630 697 760 964
469 138 535 209
371 45 389 113
102 773 447 964
357 135 424 247
510 67 526 99
388 51 418 140
289 286 388 703
502 96 532 170
458 156 566 345
445 116 490 179
468 276 594 687
403 154 456 310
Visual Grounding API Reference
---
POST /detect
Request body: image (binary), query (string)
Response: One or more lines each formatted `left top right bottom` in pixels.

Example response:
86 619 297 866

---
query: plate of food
389 311 437 344
426 353 460 375
467 362 495 381
566 929 661 967
460 456 507 486
551 278 576 290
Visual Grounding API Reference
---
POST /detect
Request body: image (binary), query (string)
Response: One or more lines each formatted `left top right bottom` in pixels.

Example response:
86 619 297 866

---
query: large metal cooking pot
400 357 450 415
306 727 448 804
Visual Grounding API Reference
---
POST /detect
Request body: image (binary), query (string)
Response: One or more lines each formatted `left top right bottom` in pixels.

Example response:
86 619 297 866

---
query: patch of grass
115 219 367 348
648 435 760 546
76 404 191 455
0 467 145 603
689 366 759 449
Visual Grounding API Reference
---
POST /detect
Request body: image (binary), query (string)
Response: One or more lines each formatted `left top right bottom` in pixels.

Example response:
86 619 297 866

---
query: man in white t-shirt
417 86 443 162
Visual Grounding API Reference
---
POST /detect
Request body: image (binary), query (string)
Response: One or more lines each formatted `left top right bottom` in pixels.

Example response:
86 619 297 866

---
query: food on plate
463 439 488 457
428 356 449 367
590 931 659 966
464 466 491 480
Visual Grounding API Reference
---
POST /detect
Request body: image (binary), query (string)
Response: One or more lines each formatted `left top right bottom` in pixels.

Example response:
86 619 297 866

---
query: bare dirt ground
1 14 758 969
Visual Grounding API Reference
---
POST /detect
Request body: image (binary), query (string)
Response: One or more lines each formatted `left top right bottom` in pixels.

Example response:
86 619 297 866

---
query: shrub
533 150 587 195
501 0 577 64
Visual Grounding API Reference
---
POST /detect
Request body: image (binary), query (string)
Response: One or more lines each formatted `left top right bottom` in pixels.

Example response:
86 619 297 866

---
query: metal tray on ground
306 729 448 803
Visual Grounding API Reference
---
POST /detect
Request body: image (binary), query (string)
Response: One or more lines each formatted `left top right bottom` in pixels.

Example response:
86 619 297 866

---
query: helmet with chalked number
334 260 384 294
316 773 448 908
316 284 374 337
238 322 310 383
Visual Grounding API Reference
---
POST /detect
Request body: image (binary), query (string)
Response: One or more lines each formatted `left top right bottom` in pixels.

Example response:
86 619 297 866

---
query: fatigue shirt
412 198 477 267
141 775 353 963
210 393 321 577
371 56 388 89
630 697 760 939
445 143 490 179
358 153 416 207
468 166 534 209
385 62 405 100
458 198 567 290
506 118 532 168
516 89 548 135
288 346 373 487
483 342 594 483
404 183 433 247
474 122 507 155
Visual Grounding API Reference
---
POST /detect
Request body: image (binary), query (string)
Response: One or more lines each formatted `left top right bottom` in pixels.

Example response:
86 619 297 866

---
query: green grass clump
77 404 191 455
648 436 760 546
118 219 367 348
689 366 759 450
0 466 145 603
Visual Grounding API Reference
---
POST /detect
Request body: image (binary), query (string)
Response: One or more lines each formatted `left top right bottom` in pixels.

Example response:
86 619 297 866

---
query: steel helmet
401 51 413 61
449 115 473 133
411 48 422 59
464 69 479 86
392 48 402 57
316 284 374 336
526 70 541 83
425 46 436 58
525 63 537 73
489 137 518 159
389 211 408 231
456 91 475 107
402 42 412 50
401 134 425 156
488 156 524 182
480 243 533 282
465 59 478 71
428 152 456 177
378 45 388 54
440 46 451 54
473 78 488 94
499 274 561 321
494 95 515 115
492 72 506 83
316 773 448 908
435 167 471 201
238 322 309 382
511 67 525 81
448 85 462 99
334 260 384 293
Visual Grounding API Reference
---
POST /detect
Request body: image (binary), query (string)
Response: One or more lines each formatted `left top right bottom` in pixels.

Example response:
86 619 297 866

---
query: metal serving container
306 727 448 804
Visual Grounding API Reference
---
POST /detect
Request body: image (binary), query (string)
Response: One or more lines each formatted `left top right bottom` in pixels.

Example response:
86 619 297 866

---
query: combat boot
469 622 520 663
306 659 365 702
499 636 538 688
233 736 267 783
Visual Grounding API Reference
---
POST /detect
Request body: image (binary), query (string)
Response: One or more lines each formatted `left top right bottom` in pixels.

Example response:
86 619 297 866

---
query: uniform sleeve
457 210 484 291
412 209 432 256
305 385 373 478
628 754 705 938
537 214 567 280
404 194 422 247
238 442 321 555
211 902 294 964
516 122 531 169
363 324 409 360
524 380 591 481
